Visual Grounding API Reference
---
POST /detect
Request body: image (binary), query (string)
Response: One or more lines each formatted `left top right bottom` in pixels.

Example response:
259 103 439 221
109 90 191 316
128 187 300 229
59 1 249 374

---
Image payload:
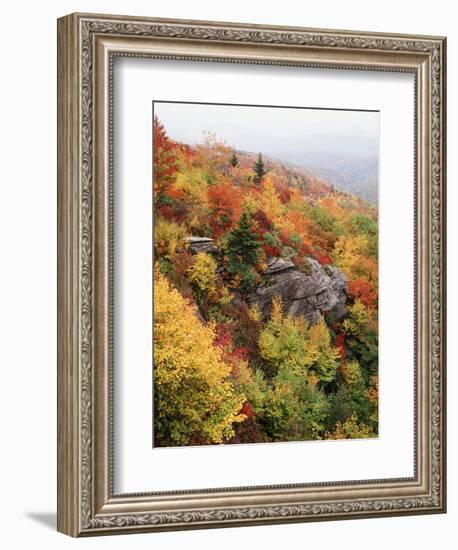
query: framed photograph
57 13 446 536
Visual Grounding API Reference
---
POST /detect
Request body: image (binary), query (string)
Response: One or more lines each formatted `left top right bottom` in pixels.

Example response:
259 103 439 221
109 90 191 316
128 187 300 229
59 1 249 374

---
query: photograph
153 101 379 447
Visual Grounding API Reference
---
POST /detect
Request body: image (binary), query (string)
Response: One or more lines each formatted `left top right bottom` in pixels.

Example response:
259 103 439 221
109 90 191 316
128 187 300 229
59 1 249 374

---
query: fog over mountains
266 150 379 204
154 102 379 204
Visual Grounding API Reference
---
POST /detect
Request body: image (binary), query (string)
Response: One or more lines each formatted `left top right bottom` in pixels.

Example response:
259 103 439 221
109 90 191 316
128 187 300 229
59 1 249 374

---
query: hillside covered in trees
153 116 378 447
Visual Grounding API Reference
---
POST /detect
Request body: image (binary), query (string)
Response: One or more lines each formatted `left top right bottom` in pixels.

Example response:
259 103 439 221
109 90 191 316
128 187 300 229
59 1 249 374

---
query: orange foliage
334 333 346 360
348 277 378 309
207 183 242 237
153 116 178 197
152 115 379 446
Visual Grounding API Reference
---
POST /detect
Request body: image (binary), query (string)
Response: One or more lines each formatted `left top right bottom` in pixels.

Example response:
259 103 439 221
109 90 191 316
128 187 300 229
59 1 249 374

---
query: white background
0 1 454 549
115 60 414 493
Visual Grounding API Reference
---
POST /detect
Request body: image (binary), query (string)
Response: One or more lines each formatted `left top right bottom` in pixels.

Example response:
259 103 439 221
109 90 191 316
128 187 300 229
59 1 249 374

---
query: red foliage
171 250 195 277
348 278 378 309
213 323 233 350
207 184 242 237
279 189 292 203
224 302 262 361
156 203 187 223
240 402 254 419
275 181 292 203
166 185 186 201
252 209 274 235
314 250 332 265
290 242 313 271
252 210 280 256
335 332 346 360
263 244 281 257
153 116 178 197
300 243 312 256
230 347 250 361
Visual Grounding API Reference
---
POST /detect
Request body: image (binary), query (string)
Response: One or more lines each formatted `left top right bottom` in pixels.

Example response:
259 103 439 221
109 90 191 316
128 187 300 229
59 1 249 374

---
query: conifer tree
253 153 267 184
225 211 261 291
230 150 239 168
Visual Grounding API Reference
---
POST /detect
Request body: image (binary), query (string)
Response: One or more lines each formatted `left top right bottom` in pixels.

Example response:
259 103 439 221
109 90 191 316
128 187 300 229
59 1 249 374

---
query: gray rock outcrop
186 236 220 255
264 256 295 274
248 257 347 324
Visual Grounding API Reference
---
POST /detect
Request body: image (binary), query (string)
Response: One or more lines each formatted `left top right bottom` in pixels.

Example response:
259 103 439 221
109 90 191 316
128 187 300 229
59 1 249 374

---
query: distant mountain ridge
265 150 379 204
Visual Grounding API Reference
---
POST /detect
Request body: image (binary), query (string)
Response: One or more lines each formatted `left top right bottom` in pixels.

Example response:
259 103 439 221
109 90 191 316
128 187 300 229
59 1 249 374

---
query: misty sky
154 101 379 160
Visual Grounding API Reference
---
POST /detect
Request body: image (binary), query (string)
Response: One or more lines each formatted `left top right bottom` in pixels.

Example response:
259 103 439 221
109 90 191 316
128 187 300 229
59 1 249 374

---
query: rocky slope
187 236 347 324
248 257 347 324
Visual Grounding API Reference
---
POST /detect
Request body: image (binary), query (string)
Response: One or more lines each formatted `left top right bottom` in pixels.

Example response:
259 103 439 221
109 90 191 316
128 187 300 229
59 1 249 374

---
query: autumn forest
153 105 379 447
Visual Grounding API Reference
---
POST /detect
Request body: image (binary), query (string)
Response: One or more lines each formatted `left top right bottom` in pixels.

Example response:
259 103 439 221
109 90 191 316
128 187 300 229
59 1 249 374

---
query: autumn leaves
153 116 379 446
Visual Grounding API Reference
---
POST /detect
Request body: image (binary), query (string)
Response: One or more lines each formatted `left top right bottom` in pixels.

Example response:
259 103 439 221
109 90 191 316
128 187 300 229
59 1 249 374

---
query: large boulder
248 257 347 324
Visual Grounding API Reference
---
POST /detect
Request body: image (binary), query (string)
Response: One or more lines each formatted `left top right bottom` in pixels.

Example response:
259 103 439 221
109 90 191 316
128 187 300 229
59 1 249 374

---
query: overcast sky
154 101 379 160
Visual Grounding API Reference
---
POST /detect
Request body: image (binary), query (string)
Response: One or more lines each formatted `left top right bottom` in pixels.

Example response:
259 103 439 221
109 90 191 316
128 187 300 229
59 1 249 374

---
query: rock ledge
248 257 347 324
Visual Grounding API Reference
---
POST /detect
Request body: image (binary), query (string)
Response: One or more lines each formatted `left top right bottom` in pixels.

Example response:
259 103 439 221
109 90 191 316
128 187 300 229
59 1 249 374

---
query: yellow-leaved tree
154 218 186 258
260 175 283 222
258 297 340 383
153 269 245 446
187 252 218 298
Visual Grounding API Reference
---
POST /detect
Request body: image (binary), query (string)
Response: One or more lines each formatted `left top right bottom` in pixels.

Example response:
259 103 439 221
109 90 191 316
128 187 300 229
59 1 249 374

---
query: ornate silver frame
57 13 446 536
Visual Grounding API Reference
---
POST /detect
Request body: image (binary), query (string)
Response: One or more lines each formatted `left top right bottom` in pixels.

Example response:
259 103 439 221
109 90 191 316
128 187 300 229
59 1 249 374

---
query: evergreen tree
225 211 261 291
230 150 239 168
253 153 267 184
